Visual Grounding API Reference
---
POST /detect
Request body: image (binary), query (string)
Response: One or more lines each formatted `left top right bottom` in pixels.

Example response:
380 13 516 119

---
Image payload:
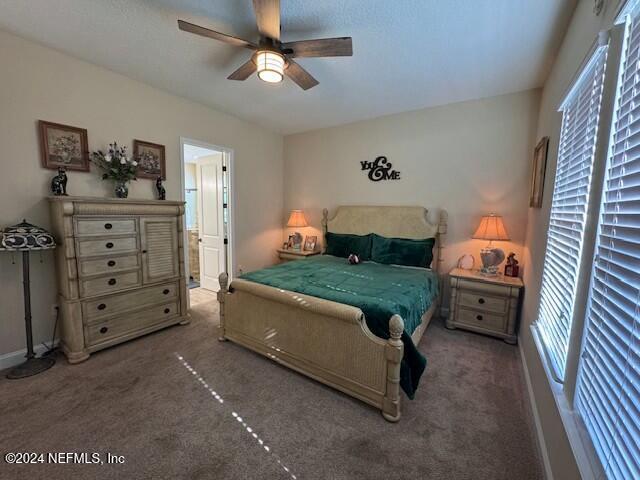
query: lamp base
479 247 505 277
6 356 55 379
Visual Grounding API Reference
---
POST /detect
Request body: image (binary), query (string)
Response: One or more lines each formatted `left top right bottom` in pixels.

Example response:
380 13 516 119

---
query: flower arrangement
90 142 138 198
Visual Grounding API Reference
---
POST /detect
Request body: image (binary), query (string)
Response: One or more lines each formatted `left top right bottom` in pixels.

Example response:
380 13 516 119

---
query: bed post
436 210 448 318
321 208 329 253
217 272 229 342
436 209 448 274
382 314 404 422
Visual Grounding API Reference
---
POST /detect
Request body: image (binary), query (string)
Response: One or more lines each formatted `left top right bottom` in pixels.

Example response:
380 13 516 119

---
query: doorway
180 138 234 302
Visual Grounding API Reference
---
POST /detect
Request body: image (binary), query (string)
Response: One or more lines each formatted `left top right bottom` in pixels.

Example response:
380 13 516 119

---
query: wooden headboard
321 205 448 273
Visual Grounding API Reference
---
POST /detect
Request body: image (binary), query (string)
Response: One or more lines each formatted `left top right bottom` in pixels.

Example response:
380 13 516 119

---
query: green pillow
325 232 372 260
371 234 435 268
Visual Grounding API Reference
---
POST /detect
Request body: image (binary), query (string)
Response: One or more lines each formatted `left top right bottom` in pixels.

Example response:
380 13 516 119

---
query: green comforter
240 255 439 399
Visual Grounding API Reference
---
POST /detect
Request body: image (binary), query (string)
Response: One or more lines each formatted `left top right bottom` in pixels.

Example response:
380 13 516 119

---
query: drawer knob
163 289 170 295
106 242 114 249
107 260 116 267
476 314 483 321
104 223 113 230
142 249 147 254
478 298 485 305
100 326 108 334
108 278 117 286
97 303 106 310
164 308 170 314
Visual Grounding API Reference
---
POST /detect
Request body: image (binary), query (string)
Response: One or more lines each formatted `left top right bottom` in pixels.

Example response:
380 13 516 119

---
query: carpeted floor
0 290 542 480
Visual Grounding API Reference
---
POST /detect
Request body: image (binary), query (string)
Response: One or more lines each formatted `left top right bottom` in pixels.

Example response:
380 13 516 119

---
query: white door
196 153 225 291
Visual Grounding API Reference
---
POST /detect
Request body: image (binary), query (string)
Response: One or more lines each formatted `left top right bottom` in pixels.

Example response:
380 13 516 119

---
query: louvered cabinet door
140 216 179 284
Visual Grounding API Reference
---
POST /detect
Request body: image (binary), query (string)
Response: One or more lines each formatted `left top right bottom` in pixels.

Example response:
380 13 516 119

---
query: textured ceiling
0 0 576 134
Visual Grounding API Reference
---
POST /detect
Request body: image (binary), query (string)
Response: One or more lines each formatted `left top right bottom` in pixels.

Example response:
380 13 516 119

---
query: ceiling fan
178 0 352 90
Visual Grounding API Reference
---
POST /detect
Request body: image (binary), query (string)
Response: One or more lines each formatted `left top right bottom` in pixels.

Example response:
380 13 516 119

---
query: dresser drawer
86 302 179 346
78 254 139 277
80 271 141 297
458 291 508 314
77 235 138 258
82 282 179 323
76 218 137 236
456 307 507 332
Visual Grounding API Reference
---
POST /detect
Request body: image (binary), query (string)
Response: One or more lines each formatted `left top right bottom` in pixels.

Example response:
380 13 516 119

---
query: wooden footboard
217 273 407 421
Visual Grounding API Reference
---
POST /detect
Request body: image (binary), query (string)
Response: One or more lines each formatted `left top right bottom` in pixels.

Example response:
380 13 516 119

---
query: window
575 6 640 478
536 45 609 379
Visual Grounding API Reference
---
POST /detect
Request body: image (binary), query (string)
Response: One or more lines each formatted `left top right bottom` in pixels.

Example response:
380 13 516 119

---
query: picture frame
38 120 89 171
304 235 317 252
282 242 288 250
286 235 295 250
529 136 549 208
133 139 166 180
291 233 303 251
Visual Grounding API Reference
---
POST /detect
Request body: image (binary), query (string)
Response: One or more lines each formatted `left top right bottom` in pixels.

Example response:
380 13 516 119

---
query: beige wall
184 163 197 190
284 89 540 296
520 1 619 478
0 30 283 358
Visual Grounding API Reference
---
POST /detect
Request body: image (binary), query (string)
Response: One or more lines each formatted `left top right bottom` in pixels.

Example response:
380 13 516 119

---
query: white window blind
576 9 640 479
536 46 608 379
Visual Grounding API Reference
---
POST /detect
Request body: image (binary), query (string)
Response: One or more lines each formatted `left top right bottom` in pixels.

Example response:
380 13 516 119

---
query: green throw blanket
240 255 439 399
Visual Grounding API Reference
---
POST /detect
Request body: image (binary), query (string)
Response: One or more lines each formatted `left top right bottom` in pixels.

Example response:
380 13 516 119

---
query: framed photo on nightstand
304 235 317 252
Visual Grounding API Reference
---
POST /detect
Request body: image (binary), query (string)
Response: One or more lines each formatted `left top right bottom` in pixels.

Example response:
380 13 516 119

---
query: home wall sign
360 156 401 182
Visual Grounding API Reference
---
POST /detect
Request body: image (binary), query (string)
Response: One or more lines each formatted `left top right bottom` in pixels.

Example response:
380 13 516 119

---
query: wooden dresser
48 196 188 363
447 268 523 344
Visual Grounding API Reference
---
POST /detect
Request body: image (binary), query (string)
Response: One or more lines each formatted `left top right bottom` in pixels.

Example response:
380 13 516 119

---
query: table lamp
1 220 57 379
472 213 510 276
286 209 307 251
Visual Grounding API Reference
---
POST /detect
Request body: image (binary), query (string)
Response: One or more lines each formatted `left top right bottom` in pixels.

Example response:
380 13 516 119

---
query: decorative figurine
348 253 360 265
504 252 520 278
156 176 166 200
50 167 68 196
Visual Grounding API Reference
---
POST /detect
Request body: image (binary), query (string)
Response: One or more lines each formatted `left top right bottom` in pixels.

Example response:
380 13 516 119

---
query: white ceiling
0 0 576 134
183 143 218 163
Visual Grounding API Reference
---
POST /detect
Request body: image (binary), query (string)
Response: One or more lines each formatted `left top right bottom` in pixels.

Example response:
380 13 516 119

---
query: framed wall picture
529 136 549 208
134 139 166 179
38 120 89 171
304 235 317 252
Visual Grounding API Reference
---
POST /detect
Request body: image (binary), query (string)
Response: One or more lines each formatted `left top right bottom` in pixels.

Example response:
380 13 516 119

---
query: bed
217 206 447 421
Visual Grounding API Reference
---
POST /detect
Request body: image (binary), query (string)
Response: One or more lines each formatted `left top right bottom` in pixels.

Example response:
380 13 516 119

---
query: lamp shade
472 214 510 241
256 51 285 84
0 220 56 251
286 210 308 228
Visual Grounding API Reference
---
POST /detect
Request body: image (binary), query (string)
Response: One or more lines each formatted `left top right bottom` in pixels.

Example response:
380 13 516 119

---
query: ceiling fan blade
252 0 280 40
178 20 256 50
285 59 319 90
227 58 257 81
281 37 353 58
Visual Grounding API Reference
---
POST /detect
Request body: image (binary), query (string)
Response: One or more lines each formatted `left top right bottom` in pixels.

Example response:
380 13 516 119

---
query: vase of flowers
90 142 137 198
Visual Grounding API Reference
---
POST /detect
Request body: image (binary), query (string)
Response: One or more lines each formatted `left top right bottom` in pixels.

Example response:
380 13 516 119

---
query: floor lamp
1 220 57 379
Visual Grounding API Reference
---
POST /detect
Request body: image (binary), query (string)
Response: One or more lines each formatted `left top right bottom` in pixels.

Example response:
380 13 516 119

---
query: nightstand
277 249 320 262
447 268 523 344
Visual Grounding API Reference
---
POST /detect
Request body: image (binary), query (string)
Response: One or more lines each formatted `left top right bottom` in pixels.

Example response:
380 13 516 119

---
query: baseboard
519 339 553 480
0 341 59 371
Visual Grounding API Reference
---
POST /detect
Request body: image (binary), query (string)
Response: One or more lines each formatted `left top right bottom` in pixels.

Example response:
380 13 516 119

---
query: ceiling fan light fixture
256 50 284 83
